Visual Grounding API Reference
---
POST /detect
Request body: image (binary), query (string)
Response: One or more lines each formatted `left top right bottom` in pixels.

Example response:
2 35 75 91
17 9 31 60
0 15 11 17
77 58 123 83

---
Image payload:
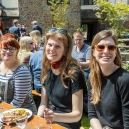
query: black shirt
88 67 129 129
44 69 86 129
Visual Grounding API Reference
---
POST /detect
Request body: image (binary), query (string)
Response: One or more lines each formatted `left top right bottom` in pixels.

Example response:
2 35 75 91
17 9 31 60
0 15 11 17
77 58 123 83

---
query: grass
81 113 90 129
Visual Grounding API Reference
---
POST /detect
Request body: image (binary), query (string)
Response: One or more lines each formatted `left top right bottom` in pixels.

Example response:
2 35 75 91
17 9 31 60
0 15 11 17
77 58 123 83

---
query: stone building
1 0 81 35
1 0 129 43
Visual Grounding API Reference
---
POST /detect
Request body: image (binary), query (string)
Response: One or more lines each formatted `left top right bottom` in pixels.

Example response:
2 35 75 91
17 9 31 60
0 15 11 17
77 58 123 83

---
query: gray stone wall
18 0 81 35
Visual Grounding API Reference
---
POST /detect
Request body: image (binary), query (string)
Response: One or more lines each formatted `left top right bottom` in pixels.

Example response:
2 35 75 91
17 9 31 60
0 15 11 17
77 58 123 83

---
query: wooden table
0 102 67 129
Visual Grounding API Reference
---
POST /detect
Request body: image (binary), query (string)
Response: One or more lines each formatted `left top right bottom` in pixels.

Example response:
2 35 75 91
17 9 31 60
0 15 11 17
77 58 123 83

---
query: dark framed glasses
49 27 67 35
1 47 16 53
95 44 117 52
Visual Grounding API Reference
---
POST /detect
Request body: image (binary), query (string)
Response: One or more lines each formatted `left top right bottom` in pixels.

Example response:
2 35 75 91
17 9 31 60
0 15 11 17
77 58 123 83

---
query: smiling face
93 36 117 67
0 45 18 61
46 36 65 62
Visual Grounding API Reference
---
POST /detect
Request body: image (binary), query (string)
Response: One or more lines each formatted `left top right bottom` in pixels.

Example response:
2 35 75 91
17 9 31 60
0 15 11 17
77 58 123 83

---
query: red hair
1 33 15 39
0 34 20 49
0 18 5 31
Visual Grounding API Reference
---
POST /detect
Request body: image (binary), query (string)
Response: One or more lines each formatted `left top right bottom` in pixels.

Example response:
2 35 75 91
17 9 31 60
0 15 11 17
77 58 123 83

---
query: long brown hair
89 30 122 104
41 32 81 88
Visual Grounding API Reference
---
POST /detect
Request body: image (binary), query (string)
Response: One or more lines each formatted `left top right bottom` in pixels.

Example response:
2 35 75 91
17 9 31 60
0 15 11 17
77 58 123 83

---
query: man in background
9 19 20 37
29 32 45 109
20 24 27 37
72 30 91 79
31 21 42 36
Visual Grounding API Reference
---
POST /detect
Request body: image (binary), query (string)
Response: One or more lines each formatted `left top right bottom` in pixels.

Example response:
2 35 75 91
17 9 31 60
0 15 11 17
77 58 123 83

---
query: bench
32 90 41 97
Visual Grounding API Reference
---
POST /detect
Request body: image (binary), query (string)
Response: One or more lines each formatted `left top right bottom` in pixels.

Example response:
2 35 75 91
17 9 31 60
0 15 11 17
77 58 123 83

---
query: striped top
0 65 32 108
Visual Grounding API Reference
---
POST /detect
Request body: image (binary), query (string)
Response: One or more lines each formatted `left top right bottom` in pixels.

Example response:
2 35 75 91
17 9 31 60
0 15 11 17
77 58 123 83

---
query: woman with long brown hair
88 30 129 129
37 27 86 129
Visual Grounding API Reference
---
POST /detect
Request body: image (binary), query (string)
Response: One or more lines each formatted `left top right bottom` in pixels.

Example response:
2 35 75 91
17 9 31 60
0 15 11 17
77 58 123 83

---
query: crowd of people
0 18 128 129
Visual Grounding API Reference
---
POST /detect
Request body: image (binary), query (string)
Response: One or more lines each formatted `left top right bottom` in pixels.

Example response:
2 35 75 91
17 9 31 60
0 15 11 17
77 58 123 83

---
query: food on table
14 109 26 119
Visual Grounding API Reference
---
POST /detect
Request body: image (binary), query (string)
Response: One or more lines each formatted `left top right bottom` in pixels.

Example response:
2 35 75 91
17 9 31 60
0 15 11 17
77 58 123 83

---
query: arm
119 76 129 128
37 86 49 117
44 90 83 123
11 66 31 108
80 60 90 69
90 118 103 129
88 81 103 129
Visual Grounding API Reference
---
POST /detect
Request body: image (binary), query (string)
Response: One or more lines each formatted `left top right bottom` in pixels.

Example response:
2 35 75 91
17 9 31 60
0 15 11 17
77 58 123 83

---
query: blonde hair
89 30 122 104
19 36 32 52
41 31 82 88
29 30 41 43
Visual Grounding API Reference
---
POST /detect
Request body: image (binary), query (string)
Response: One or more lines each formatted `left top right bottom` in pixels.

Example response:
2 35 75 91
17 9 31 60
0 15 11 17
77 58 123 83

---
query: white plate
0 108 32 123
10 108 33 119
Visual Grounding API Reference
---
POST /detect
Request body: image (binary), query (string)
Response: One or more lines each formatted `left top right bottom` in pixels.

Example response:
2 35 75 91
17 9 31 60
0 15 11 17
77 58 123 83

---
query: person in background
31 21 42 36
20 24 27 37
72 30 91 79
17 24 21 29
88 30 129 129
29 30 42 52
29 33 44 109
0 34 37 114
0 18 5 35
18 36 33 67
37 27 86 129
8 19 20 38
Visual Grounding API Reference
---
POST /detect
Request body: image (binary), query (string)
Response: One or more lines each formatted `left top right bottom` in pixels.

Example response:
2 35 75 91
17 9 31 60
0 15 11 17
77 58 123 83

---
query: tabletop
0 102 67 129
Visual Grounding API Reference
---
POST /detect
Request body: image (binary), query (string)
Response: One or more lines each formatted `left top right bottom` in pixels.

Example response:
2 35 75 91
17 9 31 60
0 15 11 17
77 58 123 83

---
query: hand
44 108 55 122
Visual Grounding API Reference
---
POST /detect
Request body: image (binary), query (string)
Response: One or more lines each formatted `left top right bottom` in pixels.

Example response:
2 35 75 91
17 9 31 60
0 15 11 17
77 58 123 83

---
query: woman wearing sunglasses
88 30 129 129
37 28 87 129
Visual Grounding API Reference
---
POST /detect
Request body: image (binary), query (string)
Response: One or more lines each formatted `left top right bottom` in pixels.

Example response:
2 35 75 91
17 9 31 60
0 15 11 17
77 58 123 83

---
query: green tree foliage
94 0 129 36
48 0 69 28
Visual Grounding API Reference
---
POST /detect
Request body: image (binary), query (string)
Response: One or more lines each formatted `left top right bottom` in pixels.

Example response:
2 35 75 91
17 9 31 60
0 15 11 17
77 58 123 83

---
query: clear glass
15 114 28 129
1 111 14 129
38 119 52 129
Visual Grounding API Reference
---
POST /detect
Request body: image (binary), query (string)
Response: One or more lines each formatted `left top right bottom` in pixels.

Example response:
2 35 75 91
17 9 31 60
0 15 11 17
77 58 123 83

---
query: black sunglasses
49 27 67 35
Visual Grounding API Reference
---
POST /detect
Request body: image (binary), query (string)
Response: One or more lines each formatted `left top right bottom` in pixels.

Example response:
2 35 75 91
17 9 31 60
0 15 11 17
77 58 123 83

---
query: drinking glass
38 119 52 129
1 111 14 129
15 113 28 129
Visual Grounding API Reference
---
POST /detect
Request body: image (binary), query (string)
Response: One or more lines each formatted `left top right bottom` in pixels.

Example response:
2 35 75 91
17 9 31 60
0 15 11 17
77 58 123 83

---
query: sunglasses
49 27 67 35
29 42 33 44
95 44 117 52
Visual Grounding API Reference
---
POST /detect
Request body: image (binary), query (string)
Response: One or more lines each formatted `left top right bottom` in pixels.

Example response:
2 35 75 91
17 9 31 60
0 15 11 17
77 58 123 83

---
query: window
81 0 93 5
1 0 18 8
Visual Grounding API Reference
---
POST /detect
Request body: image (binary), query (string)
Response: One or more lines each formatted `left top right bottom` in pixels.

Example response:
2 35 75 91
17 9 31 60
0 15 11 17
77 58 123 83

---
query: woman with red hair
0 34 37 114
